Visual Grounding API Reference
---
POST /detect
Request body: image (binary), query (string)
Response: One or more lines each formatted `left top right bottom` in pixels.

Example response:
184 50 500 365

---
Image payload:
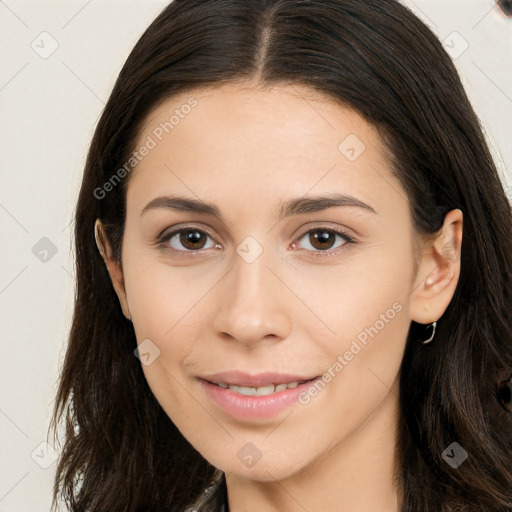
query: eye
291 227 355 257
156 224 356 258
157 225 219 256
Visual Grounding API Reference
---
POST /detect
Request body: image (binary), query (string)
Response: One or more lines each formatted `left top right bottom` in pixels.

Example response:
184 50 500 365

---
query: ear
409 209 463 324
94 218 132 321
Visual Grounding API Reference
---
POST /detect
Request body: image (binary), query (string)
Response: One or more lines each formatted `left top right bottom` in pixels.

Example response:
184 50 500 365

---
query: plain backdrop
0 1 511 510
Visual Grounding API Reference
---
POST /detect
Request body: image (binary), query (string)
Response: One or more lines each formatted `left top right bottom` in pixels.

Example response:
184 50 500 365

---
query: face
99 83 455 483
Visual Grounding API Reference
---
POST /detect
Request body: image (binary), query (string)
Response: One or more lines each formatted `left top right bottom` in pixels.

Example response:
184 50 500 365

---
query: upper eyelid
158 223 216 242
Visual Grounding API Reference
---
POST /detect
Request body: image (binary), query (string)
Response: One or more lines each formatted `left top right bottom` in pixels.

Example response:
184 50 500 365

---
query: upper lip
200 371 318 387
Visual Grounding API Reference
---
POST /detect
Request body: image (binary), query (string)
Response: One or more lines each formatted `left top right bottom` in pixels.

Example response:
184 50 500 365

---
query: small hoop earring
420 321 437 345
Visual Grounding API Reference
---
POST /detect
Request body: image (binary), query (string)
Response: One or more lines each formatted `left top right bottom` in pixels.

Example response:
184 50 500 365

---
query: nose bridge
213 236 292 345
229 230 274 301
232 238 271 304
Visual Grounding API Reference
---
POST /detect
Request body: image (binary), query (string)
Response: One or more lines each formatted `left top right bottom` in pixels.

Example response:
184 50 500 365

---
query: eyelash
156 224 356 259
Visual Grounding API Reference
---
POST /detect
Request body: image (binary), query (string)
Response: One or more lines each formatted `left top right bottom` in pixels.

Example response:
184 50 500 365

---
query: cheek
292 245 413 425
289 241 413 353
121 262 201 418
123 252 218 340
320 244 412 419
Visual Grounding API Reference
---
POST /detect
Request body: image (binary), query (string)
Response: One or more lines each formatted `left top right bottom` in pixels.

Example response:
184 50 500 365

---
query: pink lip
200 370 316 387
199 372 320 421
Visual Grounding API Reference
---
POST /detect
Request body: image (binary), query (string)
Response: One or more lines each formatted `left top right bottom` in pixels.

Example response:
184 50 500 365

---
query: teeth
216 381 304 396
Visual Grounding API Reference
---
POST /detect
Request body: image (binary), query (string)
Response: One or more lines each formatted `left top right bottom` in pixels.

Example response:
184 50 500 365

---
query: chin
212 448 311 483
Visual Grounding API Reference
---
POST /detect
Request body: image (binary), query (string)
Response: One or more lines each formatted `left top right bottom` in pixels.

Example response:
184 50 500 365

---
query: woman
49 1 512 511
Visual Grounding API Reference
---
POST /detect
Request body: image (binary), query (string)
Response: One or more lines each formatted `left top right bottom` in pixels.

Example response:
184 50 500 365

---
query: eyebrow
141 193 377 220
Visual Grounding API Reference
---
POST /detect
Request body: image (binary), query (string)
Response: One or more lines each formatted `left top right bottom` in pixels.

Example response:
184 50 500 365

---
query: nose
212 246 293 348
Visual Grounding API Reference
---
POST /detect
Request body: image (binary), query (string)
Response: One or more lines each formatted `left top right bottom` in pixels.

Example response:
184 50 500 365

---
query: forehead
126 82 408 225
137 82 373 154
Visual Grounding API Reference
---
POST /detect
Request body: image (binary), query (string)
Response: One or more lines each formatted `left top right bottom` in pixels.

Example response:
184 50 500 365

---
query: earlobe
94 218 132 321
409 209 463 325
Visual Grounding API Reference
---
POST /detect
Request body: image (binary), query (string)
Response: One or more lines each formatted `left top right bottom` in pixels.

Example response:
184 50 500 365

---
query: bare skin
95 83 463 512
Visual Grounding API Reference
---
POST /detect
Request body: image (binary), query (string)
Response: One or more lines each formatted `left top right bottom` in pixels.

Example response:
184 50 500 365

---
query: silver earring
420 321 437 344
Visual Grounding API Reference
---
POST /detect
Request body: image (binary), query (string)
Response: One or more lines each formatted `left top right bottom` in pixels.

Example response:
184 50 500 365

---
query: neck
226 381 402 512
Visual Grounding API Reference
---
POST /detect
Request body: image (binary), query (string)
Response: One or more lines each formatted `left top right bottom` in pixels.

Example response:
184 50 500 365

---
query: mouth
209 379 315 396
199 371 321 420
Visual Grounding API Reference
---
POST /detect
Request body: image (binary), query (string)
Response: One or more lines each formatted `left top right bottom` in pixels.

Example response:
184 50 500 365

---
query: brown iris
309 230 337 251
180 229 208 250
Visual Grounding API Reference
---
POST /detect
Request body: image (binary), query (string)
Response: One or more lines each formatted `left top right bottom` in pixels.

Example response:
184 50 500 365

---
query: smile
213 380 309 396
200 372 321 420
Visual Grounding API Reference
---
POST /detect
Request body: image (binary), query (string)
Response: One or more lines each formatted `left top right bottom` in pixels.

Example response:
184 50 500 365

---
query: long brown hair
49 1 512 510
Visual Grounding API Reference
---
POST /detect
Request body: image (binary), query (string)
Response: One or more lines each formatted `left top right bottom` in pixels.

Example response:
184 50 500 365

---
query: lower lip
201 378 319 421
